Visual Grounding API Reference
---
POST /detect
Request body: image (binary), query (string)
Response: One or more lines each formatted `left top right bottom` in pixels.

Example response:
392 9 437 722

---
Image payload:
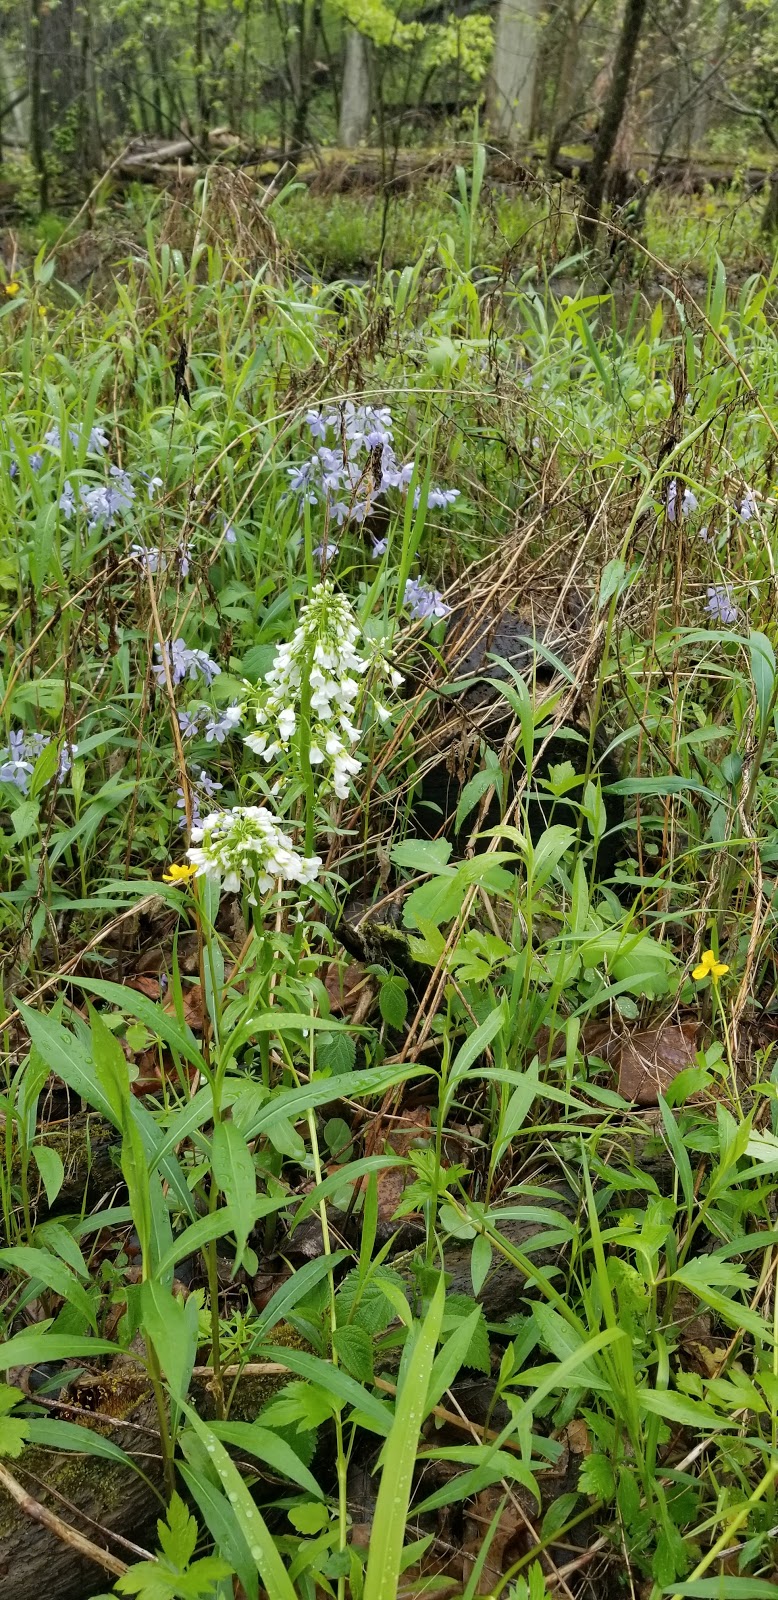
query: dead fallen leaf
618 1022 699 1105
461 1484 537 1594
566 1417 590 1455
358 1110 431 1221
126 975 204 1031
324 960 377 1025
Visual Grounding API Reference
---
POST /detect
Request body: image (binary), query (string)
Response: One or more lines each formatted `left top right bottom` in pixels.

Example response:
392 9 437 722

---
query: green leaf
638 1388 738 1430
426 1306 482 1413
659 1096 695 1217
379 975 409 1031
470 1235 492 1298
180 1405 298 1600
251 1344 392 1435
211 1119 256 1267
578 1452 615 1499
30 739 60 800
391 838 453 873
70 977 204 1072
0 1246 97 1333
402 873 467 931
332 1325 374 1383
178 1459 258 1600
120 1107 152 1268
155 1201 284 1283
247 1252 348 1349
749 630 776 730
0 1416 29 1458
664 1585 778 1598
11 801 39 841
242 1065 424 1140
31 1144 64 1207
287 1501 330 1535
363 1280 445 1600
0 1332 119 1369
158 1491 198 1569
140 1280 197 1403
292 1157 405 1229
316 1031 356 1073
25 1416 137 1472
455 768 501 834
209 1421 323 1499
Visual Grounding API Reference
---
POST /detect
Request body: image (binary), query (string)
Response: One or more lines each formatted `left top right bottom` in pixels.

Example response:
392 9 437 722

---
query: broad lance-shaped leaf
363 1278 445 1600
0 1246 97 1333
18 1003 194 1221
211 1118 256 1267
180 1403 298 1600
141 1278 198 1403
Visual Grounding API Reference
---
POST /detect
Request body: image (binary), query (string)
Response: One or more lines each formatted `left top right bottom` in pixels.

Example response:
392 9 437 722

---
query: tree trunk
762 171 778 236
486 0 541 145
28 0 47 210
289 0 323 162
578 0 648 244
546 0 579 170
338 28 370 148
194 0 210 143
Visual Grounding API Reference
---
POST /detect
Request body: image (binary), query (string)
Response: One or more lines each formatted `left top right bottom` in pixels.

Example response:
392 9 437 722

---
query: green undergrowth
0 148 778 1599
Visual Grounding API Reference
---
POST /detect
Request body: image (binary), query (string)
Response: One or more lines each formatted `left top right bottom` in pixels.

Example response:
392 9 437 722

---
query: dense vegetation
3 0 778 1596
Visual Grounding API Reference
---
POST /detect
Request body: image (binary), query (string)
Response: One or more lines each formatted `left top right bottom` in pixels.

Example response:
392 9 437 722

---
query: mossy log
0 1373 161 1599
0 1355 297 1598
18 1111 121 1226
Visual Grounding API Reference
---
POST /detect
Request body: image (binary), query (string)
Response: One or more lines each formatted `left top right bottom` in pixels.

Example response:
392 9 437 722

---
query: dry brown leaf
324 960 377 1024
617 1022 699 1105
566 1417 590 1455
360 1110 431 1221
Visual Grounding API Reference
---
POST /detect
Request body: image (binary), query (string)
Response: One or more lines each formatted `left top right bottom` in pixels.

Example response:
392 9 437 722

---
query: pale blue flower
203 705 242 744
154 640 220 689
705 584 737 625
404 578 451 621
371 536 388 558
414 485 460 511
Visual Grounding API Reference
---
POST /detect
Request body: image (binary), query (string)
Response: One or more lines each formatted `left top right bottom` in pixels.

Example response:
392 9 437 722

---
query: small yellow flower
38 305 49 318
162 862 198 885
692 948 729 983
4 282 20 297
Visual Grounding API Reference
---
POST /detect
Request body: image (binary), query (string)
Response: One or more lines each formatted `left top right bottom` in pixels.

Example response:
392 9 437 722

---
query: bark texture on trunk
578 0 648 243
338 27 370 148
486 0 540 144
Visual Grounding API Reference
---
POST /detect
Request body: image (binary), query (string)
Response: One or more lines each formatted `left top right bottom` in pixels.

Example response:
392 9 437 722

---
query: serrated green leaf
333 1324 374 1383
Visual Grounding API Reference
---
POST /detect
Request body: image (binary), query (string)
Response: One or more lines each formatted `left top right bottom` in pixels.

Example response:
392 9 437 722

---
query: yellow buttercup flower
4 282 20 297
162 861 198 885
38 305 49 318
692 948 729 983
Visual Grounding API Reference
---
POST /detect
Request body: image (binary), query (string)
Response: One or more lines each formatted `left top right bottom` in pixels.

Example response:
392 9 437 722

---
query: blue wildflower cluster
0 730 75 793
288 403 459 535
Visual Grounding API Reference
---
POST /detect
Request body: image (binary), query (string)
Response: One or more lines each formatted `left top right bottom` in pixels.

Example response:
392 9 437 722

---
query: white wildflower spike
186 805 321 903
244 581 403 802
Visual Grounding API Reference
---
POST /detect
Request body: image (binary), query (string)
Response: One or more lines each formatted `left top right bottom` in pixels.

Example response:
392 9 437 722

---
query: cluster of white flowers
186 805 321 902
244 581 403 800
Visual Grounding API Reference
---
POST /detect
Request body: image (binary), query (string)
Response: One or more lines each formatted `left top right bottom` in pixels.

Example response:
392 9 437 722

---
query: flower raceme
244 581 403 801
186 806 322 902
287 403 460 533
